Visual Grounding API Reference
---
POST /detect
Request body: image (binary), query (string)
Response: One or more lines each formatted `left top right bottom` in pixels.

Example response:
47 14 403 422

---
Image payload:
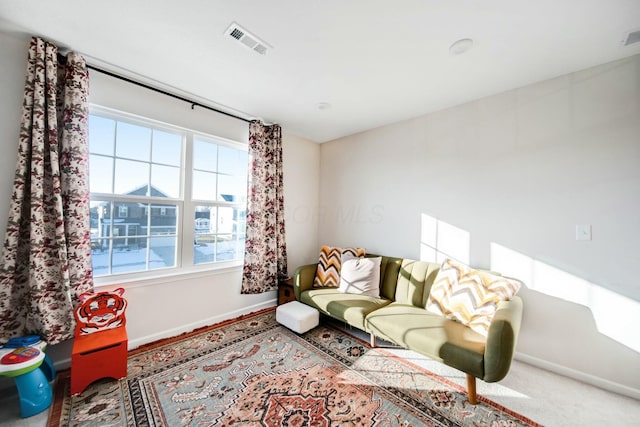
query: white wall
0 32 27 232
319 55 640 396
282 132 321 273
0 31 320 372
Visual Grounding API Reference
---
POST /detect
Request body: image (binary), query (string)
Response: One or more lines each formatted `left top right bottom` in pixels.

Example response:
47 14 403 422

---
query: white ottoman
276 301 319 333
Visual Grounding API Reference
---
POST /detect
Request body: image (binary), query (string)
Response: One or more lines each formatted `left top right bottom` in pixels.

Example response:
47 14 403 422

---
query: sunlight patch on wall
490 242 640 353
420 214 470 264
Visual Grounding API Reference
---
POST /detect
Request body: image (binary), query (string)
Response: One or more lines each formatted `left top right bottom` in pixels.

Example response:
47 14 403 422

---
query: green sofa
293 254 523 404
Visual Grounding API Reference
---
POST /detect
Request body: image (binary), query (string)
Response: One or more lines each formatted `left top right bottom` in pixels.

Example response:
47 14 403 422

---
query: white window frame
89 105 247 286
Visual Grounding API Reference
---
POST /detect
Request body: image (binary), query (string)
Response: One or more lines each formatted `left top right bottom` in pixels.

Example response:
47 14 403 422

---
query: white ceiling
1 0 639 142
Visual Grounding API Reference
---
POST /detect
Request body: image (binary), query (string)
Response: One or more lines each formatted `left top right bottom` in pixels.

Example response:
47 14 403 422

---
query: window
192 137 248 265
89 108 248 278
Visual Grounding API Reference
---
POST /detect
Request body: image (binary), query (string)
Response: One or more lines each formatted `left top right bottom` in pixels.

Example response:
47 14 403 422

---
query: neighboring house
90 187 245 250
90 185 177 250
194 195 246 244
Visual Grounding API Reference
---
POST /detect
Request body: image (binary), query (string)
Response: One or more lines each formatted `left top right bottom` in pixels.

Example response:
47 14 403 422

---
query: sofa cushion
338 256 382 297
394 259 440 307
313 246 366 288
374 255 403 301
300 288 391 331
426 258 521 337
365 303 486 378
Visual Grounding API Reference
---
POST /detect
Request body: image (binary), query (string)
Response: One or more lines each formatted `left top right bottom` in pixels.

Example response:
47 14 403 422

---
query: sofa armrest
483 296 523 383
293 263 317 300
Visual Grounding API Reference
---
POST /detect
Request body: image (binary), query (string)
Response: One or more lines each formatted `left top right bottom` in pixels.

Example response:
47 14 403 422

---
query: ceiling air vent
622 29 640 46
225 22 271 55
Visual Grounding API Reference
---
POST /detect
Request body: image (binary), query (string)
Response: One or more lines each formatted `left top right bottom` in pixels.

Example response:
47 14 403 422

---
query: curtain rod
85 64 252 124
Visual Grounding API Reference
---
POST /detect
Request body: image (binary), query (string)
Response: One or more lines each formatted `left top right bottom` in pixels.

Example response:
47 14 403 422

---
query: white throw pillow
338 256 382 297
426 258 521 337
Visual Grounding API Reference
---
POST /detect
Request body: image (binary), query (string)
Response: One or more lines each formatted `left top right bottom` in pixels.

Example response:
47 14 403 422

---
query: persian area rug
48 308 541 426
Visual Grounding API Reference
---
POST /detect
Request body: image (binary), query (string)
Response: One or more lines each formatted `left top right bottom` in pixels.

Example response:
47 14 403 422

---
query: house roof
126 184 169 198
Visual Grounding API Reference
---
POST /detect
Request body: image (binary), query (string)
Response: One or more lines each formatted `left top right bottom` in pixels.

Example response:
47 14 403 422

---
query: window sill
93 261 243 290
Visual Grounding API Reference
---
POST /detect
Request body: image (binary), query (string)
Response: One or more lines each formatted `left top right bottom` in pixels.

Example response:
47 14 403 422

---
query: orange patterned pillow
313 246 366 288
426 259 521 337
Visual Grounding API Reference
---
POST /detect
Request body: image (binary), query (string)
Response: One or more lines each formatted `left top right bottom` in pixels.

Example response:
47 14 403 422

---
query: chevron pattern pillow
313 246 366 288
426 258 521 337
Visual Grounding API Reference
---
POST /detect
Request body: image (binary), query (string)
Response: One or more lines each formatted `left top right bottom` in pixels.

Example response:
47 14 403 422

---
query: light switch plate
576 224 591 241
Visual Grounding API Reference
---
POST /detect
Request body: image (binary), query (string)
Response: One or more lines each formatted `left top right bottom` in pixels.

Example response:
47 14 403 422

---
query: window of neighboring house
88 107 248 279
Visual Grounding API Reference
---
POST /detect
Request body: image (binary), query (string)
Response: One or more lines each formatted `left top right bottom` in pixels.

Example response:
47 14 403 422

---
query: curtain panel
241 121 288 294
0 37 93 345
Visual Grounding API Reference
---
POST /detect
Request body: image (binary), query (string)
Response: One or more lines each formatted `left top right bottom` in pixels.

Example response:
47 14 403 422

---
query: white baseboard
127 299 276 350
515 352 640 401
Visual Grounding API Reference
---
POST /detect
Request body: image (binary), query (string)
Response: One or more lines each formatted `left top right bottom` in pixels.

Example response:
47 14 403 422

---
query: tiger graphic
74 288 127 335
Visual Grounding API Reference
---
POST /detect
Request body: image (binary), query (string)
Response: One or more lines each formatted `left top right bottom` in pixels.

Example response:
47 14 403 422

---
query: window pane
116 121 151 161
195 205 213 231
90 200 109 233
218 145 247 175
114 159 149 195
89 155 113 193
90 200 111 276
194 206 215 265
193 206 245 265
150 236 176 270
89 115 115 156
193 139 217 172
111 238 147 274
91 253 109 276
217 234 244 261
192 170 216 201
194 234 215 264
150 204 178 235
235 208 247 235
114 203 148 237
151 164 180 198
112 226 145 246
218 174 246 202
152 130 181 166
216 206 234 233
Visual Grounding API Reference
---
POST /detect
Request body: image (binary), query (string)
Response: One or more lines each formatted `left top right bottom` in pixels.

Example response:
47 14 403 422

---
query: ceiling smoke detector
449 38 474 55
225 22 271 55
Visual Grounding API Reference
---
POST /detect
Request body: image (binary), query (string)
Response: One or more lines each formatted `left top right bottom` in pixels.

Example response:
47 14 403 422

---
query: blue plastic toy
0 337 55 418
3 335 41 348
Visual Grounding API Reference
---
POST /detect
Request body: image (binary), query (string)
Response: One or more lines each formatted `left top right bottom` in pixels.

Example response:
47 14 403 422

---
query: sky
88 114 248 201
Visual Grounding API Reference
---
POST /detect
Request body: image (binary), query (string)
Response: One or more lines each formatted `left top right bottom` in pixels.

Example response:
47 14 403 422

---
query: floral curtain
0 37 93 345
241 121 288 294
